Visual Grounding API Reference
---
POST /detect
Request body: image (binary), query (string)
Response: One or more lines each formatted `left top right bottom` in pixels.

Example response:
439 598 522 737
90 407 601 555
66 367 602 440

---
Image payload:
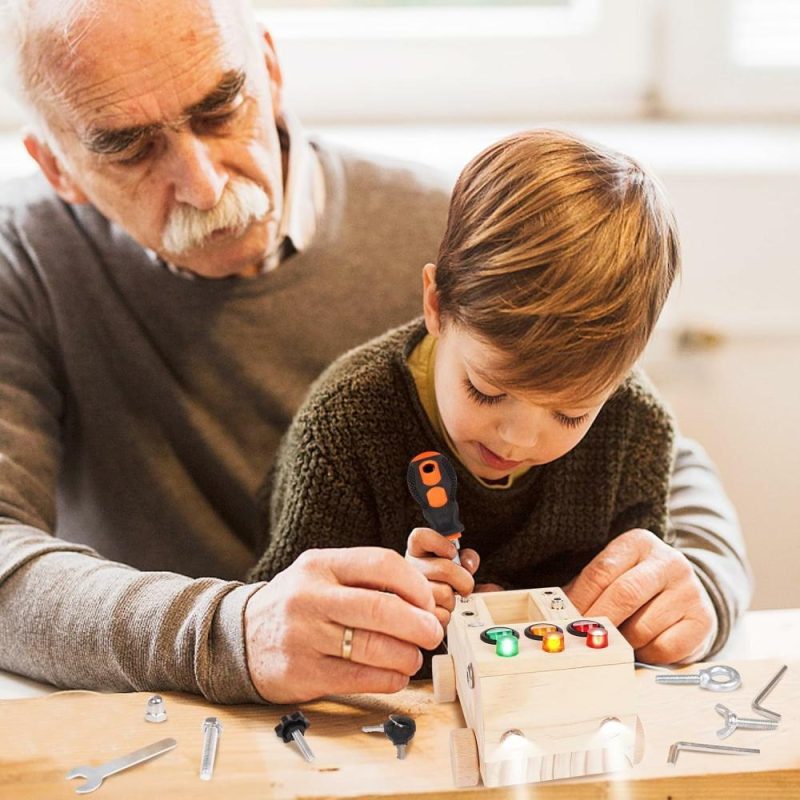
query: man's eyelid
113 140 157 165
194 90 248 121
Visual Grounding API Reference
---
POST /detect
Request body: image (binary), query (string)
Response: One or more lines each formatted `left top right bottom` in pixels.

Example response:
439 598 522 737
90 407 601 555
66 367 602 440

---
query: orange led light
542 630 565 653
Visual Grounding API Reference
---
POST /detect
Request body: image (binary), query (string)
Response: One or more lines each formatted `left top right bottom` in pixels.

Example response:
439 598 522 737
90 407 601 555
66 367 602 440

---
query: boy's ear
24 133 89 205
422 262 442 337
258 27 284 119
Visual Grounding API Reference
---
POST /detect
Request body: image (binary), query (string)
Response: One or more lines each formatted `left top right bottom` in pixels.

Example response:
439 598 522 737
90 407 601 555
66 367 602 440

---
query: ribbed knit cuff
689 564 728 660
201 582 268 705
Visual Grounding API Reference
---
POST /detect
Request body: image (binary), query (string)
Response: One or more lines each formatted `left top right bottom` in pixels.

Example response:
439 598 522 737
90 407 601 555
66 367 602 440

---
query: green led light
495 632 519 657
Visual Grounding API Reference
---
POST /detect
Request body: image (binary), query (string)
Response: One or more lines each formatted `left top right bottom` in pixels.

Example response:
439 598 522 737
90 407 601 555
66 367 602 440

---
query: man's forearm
0 523 265 703
666 436 754 657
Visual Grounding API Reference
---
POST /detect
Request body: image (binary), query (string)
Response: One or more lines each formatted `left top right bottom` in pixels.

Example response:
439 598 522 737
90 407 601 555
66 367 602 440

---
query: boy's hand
406 527 478 628
563 528 717 665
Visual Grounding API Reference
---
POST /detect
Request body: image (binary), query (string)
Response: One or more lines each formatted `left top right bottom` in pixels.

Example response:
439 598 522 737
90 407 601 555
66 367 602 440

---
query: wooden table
1 610 798 799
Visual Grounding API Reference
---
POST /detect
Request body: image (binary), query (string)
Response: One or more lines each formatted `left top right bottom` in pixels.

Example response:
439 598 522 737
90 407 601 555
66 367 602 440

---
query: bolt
655 664 741 692
275 711 315 762
715 704 780 739
200 717 221 780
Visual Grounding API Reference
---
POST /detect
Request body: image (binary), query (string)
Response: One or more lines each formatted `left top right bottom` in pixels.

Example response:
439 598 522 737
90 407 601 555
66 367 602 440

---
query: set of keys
361 714 417 759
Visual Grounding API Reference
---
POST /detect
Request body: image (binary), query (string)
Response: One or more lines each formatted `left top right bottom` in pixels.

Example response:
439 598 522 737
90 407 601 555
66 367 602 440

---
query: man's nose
167 134 227 210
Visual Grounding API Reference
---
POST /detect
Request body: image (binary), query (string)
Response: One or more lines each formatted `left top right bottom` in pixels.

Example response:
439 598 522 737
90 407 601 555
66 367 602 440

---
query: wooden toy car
432 587 644 787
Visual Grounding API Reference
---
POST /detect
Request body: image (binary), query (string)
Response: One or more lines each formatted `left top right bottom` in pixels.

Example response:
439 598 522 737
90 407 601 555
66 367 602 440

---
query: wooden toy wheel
432 654 457 702
632 715 645 765
450 727 480 787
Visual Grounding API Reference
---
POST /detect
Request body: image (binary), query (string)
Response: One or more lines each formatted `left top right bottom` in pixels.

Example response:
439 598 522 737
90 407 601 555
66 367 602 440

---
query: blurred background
0 0 797 609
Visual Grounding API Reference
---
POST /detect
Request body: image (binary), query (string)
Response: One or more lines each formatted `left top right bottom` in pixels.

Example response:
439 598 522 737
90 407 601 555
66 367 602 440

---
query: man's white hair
0 0 99 121
0 0 260 126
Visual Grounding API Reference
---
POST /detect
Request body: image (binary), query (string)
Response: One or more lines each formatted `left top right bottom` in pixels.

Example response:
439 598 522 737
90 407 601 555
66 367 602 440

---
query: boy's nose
497 412 540 453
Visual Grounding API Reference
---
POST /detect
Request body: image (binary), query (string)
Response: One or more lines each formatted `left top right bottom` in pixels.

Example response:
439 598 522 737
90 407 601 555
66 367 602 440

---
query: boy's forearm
0 523 264 703
666 435 754 658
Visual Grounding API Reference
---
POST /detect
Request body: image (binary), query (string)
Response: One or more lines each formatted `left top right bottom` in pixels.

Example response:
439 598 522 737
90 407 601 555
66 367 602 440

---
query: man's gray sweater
0 141 451 701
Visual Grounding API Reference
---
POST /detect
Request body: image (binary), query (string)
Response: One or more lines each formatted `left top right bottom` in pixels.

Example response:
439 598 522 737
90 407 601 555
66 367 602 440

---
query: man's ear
24 133 89 205
258 27 284 119
422 262 442 337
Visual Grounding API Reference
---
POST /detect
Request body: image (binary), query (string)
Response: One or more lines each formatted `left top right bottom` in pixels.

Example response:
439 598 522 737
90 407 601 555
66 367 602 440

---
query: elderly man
0 0 750 704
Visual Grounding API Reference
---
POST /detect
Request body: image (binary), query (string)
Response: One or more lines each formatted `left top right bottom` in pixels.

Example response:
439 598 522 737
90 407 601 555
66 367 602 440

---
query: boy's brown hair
435 129 680 402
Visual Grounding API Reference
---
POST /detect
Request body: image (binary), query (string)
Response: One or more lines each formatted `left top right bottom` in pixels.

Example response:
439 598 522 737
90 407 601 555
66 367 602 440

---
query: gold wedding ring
341 626 355 660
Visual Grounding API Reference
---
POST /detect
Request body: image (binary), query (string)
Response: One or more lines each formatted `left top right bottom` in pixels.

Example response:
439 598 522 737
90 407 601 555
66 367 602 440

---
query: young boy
250 129 718 668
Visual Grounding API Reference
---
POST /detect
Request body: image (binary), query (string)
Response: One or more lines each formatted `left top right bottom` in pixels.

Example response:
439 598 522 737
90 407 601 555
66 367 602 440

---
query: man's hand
563 529 717 664
244 547 443 704
405 527 479 628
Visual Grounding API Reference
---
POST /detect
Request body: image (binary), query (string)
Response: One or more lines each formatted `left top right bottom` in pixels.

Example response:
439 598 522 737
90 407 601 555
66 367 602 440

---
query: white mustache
162 177 272 254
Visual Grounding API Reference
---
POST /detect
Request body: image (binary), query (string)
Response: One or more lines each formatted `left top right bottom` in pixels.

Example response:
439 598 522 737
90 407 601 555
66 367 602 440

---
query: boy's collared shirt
407 333 532 490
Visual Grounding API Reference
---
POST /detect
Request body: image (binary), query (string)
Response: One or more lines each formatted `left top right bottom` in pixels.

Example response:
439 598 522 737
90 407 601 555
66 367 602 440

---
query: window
658 0 800 118
256 0 653 122
0 1 797 129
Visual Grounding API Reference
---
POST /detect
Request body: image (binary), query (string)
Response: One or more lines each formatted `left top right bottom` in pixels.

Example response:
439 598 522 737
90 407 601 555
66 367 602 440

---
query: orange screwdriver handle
407 452 464 558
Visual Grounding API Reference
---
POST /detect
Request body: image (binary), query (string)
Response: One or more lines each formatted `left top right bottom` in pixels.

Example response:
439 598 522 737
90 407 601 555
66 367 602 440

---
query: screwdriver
407 451 464 565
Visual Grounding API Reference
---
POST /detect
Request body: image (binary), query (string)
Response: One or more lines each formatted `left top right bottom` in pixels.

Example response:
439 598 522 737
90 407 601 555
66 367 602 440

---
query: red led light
569 620 600 635
586 625 608 649
542 630 565 653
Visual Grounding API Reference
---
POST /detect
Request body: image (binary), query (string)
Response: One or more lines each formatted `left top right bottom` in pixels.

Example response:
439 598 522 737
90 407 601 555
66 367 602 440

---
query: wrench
66 737 177 794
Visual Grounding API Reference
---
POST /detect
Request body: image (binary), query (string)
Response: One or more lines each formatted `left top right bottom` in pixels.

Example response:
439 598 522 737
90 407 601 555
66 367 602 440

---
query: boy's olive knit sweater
251 319 676 599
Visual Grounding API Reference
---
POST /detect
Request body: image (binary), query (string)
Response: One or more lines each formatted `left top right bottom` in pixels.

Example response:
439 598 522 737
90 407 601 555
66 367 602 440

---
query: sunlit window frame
256 0 655 123
659 0 800 120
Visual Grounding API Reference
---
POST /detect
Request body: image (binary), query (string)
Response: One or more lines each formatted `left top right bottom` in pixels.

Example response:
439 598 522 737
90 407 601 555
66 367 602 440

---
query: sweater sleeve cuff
200 582 268 705
688 562 729 660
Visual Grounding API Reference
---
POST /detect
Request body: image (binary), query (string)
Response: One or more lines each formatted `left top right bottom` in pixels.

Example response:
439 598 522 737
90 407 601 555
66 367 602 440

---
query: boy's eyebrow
83 69 247 155
463 358 504 391
464 358 602 411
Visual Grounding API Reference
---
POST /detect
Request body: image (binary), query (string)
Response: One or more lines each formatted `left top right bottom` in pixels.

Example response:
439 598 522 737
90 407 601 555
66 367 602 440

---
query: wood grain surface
0 659 797 799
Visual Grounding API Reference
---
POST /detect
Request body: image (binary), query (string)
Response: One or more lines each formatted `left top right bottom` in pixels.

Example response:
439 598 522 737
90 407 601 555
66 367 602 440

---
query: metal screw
289 729 314 762
275 711 315 763
145 695 167 723
200 717 221 780
752 664 788 721
715 703 780 739
549 596 564 610
655 664 741 692
667 740 760 764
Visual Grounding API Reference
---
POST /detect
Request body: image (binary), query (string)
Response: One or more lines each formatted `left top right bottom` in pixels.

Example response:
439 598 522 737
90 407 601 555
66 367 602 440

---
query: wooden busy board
0 658 798 799
437 587 641 786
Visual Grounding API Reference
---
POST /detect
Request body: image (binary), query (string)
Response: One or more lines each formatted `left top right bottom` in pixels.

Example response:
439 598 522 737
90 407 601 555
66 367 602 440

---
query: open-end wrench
66 737 177 794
